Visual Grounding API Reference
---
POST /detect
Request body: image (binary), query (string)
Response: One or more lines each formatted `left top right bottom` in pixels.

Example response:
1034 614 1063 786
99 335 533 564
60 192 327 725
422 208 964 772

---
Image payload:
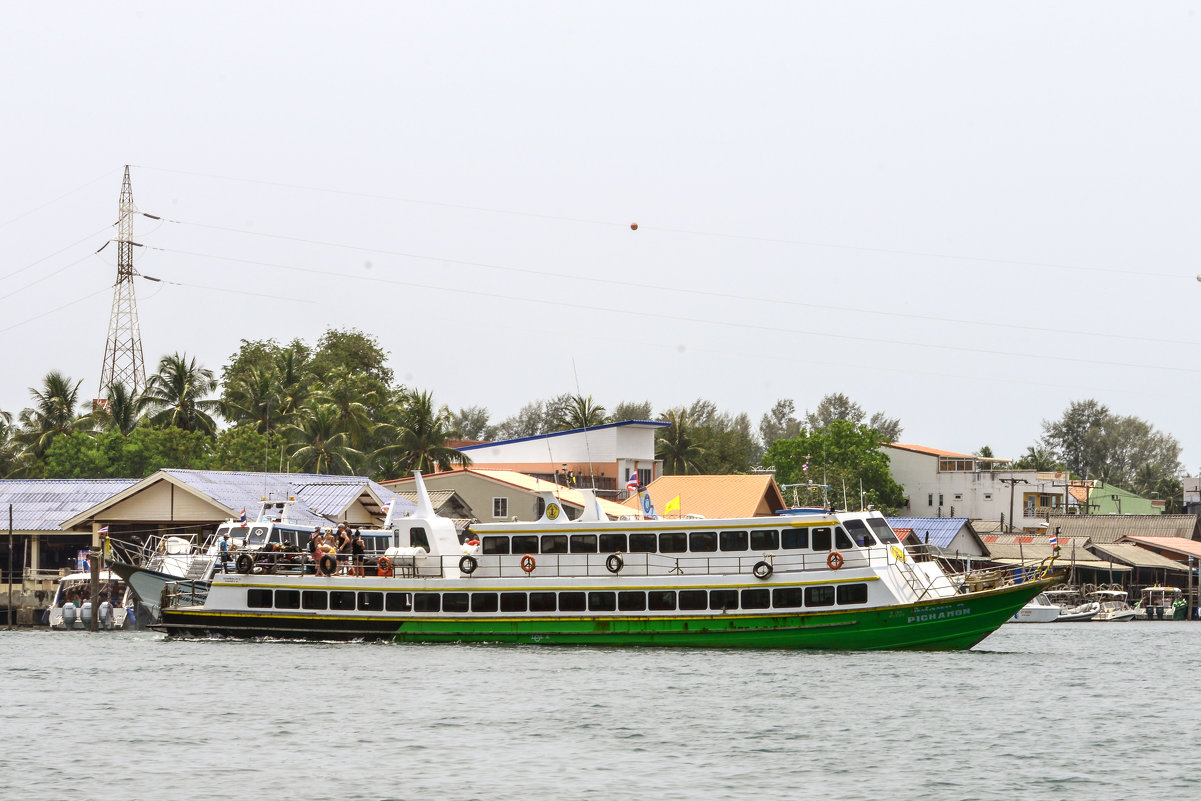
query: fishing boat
1006 592 1061 623
155 474 1060 650
1133 586 1187 620
1043 588 1099 622
46 570 130 630
1091 589 1136 622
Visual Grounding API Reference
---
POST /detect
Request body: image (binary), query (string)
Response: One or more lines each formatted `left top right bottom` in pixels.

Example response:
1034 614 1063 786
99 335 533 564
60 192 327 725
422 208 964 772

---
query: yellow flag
663 495 681 516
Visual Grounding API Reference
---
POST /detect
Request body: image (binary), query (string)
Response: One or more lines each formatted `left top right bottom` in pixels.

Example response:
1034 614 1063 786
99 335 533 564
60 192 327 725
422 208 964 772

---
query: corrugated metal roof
1051 514 1200 543
984 542 1114 564
886 517 969 549
1119 535 1201 559
0 479 140 531
159 470 414 526
1088 542 1190 571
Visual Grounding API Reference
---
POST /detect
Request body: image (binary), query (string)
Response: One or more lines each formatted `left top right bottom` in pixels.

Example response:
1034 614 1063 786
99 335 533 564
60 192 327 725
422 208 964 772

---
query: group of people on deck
308 522 365 577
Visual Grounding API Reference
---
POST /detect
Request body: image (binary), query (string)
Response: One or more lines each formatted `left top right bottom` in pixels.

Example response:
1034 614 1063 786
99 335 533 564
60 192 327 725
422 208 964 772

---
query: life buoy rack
376 557 393 577
605 553 624 574
459 555 478 575
827 551 844 570
318 554 338 575
752 560 773 579
235 553 254 574
520 554 536 573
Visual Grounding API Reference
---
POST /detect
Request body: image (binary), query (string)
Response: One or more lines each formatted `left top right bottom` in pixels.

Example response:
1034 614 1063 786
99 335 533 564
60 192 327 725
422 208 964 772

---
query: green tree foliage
140 353 221 435
555 394 607 430
658 400 758 474
90 382 142 435
803 393 903 443
308 328 394 388
759 399 802 450
1012 445 1061 471
451 405 495 441
373 390 469 477
763 420 905 512
609 400 653 422
1041 399 1181 490
211 426 289 472
44 428 213 478
282 401 362 475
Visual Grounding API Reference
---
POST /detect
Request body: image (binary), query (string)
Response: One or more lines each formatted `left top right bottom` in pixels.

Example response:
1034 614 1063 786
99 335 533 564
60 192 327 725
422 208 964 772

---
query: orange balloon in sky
630 223 638 230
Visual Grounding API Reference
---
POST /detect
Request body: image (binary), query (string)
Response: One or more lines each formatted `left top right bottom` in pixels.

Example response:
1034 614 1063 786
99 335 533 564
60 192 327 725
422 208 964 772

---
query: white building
883 443 1075 533
457 420 669 500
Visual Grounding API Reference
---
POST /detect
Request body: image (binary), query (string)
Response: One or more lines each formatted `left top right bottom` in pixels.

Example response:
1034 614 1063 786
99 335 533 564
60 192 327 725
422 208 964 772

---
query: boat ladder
893 555 936 602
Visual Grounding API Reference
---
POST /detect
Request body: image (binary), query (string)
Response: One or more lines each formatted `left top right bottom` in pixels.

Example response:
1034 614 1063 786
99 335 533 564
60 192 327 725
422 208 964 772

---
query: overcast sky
3 2 1200 470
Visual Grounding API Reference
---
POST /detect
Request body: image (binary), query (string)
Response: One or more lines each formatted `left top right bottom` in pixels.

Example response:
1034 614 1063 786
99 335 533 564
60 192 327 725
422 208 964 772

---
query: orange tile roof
886 443 976 459
1118 535 1201 559
621 475 786 519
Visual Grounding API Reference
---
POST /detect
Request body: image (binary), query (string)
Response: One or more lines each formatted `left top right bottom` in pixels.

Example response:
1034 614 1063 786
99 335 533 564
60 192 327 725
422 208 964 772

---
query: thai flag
239 509 247 523
626 473 640 491
382 499 394 513
802 461 809 472
1049 530 1058 547
97 526 109 537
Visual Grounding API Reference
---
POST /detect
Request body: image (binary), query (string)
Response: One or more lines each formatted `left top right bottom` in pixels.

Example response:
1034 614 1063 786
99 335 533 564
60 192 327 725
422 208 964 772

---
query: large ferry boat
155 474 1058 650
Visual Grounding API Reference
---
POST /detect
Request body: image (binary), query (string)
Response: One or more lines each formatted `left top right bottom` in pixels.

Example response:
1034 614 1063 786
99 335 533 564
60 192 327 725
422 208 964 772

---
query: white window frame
492 497 508 519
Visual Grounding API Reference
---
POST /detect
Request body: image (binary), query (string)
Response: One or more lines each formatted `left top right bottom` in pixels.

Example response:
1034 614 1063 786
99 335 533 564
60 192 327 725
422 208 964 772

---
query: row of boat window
477 518 898 556
246 584 870 613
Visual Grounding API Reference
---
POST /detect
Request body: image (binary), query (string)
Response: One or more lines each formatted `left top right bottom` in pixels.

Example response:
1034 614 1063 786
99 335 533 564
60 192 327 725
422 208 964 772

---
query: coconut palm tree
373 390 470 475
17 371 86 457
275 344 315 419
320 368 378 448
555 394 607 430
90 382 142 435
222 366 283 434
656 408 705 475
139 352 221 435
283 401 362 474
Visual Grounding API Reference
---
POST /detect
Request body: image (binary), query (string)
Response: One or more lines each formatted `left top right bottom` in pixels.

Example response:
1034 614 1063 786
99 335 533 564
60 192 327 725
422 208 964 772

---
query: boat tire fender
752 560 773 579
377 557 393 577
520 554 536 573
318 554 337 575
235 553 254 574
606 553 623 574
459 555 478 575
827 551 844 570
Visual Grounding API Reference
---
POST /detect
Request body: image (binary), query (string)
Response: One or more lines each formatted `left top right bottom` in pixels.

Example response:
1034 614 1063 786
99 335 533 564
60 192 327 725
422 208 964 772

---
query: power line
0 168 120 230
154 215 1201 348
0 224 114 283
145 244 1201 377
133 166 1182 280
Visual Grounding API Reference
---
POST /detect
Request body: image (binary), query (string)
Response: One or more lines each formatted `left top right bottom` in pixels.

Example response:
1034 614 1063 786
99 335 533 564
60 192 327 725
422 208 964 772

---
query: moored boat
1007 592 1061 623
1091 589 1136 622
1133 586 1187 620
1043 588 1099 622
156 474 1060 650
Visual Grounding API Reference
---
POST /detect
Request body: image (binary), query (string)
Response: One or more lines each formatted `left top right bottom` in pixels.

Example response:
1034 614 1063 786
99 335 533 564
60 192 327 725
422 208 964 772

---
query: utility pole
1000 477 1030 533
96 165 147 402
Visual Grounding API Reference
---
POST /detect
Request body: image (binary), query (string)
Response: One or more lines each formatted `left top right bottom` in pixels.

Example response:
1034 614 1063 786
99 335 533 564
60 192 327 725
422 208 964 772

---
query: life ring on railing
318 554 338 575
520 554 536 573
752 560 773 580
235 553 254 574
376 557 393 577
827 551 844 570
459 555 478 575
465 539 479 547
606 553 624 574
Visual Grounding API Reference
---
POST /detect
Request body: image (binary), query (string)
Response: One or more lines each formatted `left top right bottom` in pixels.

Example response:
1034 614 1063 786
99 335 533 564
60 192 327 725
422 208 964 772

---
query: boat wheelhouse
156 474 1060 650
1134 586 1186 620
1091 589 1136 622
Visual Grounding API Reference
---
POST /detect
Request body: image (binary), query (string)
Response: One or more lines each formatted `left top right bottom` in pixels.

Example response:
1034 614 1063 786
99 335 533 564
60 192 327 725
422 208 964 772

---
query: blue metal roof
458 419 671 451
885 517 970 549
0 479 140 531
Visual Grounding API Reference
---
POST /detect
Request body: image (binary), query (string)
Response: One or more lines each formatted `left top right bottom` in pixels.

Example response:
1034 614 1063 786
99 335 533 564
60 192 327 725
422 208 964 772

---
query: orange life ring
520 554 536 573
466 538 479 547
827 551 844 570
377 556 393 577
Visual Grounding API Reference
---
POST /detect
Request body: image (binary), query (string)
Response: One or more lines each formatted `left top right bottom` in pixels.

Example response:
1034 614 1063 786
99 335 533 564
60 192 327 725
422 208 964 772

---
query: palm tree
17 371 86 456
283 401 362 474
91 382 142 435
656 408 705 475
555 394 607 430
320 368 378 448
0 408 20 477
275 344 315 419
139 353 221 435
373 390 470 475
222 366 282 433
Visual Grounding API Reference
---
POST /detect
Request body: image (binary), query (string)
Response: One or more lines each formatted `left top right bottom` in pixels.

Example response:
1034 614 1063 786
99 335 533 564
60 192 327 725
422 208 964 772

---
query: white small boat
47 571 130 630
1008 592 1061 623
1134 586 1187 620
1043 589 1099 622
1091 590 1136 622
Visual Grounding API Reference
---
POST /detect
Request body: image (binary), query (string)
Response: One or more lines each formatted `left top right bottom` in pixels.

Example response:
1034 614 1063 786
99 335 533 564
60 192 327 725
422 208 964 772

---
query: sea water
1 623 1198 801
